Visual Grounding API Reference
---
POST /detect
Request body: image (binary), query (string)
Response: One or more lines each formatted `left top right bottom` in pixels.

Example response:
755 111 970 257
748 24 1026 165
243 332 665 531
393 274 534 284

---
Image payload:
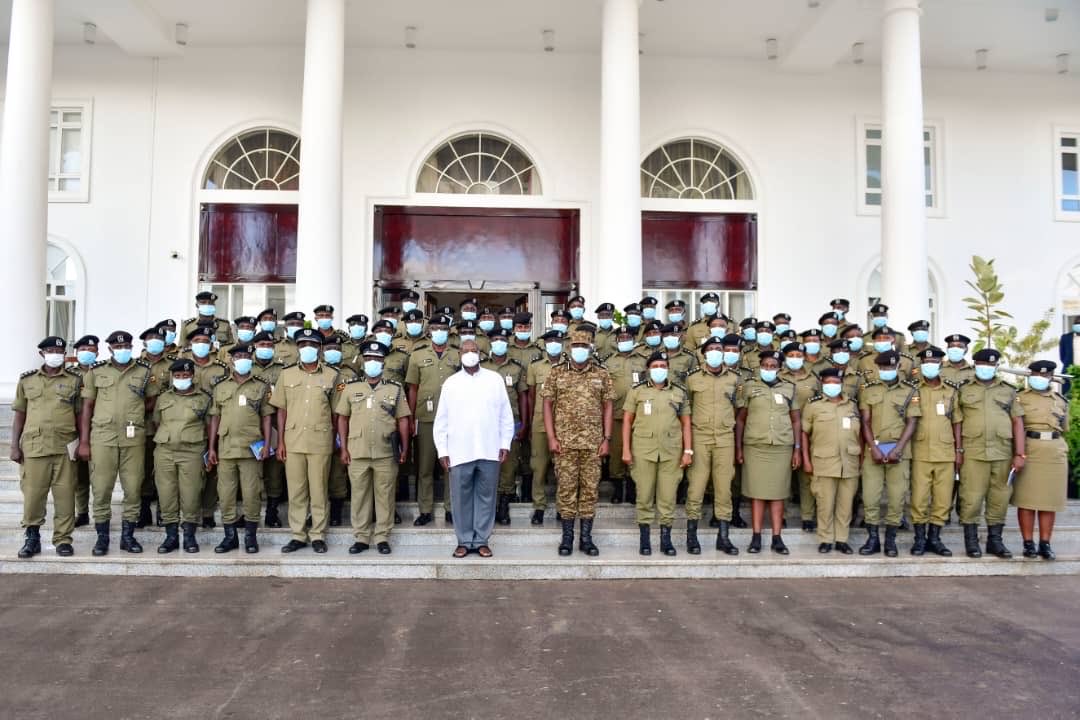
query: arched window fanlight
203 128 301 191
416 132 541 195
641 137 753 200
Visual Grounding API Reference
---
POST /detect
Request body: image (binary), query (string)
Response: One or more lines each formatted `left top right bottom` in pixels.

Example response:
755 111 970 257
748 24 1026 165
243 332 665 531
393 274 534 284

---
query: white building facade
1 0 1079 398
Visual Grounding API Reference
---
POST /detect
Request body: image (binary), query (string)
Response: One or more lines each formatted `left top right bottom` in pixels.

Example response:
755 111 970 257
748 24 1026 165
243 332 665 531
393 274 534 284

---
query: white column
0 0 53 400
880 0 928 327
597 0 642 308
295 0 345 316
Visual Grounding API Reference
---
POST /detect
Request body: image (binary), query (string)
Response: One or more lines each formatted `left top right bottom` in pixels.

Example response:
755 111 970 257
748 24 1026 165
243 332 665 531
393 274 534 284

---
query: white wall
2 42 1079 355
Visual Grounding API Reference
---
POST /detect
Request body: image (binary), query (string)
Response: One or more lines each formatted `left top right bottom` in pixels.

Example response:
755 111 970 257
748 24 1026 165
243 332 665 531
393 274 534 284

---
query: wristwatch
683 449 694 455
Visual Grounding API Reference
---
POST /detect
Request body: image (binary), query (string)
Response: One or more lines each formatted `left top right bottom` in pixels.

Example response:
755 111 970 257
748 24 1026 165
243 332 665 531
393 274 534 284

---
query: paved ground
0 576 1077 720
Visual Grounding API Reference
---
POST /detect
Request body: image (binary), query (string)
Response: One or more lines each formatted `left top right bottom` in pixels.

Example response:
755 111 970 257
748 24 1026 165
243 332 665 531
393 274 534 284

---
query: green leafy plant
963 256 1011 351
992 308 1059 368
1067 365 1080 497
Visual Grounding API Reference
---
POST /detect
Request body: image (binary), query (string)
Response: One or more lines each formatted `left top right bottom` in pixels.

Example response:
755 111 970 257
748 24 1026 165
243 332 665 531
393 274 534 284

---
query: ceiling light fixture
405 26 417 49
852 42 864 65
83 22 96 45
543 29 554 53
1045 8 1060 22
1058 53 1070 74
766 37 778 61
976 48 988 71
174 22 188 46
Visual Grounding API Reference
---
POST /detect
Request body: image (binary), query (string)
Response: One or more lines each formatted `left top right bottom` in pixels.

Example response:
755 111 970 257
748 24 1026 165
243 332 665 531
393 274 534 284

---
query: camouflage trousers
554 448 601 519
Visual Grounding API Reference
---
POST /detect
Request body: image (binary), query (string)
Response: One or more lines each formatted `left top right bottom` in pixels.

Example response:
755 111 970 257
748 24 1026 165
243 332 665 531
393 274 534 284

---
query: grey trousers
449 459 499 550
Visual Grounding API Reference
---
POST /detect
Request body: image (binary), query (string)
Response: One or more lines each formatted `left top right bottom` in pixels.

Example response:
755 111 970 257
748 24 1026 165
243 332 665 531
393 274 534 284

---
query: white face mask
43 352 65 368
461 351 480 368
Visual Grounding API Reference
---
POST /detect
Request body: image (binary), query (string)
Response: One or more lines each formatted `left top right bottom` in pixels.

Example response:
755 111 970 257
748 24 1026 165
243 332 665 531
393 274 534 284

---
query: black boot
202 514 216 529
92 521 110 556
638 523 651 556
244 522 259 553
859 524 881 555
1022 539 1038 558
264 497 282 528
158 523 179 554
883 526 899 557
531 509 544 526
771 535 790 555
329 498 345 527
215 522 239 553
986 524 1012 559
579 518 599 556
625 479 637 505
962 523 982 558
119 520 143 553
660 525 676 556
520 474 533 505
927 524 952 557
17 526 41 559
910 524 927 556
709 510 722 528
558 518 574 556
1038 540 1056 560
136 498 153 528
747 532 762 553
715 521 738 555
75 512 90 527
495 494 511 526
686 519 701 555
610 479 624 504
182 522 199 553
731 501 748 529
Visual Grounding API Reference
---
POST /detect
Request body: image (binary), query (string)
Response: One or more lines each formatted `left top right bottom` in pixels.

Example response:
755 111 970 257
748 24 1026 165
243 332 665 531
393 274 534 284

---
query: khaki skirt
744 443 793 501
1010 437 1068 512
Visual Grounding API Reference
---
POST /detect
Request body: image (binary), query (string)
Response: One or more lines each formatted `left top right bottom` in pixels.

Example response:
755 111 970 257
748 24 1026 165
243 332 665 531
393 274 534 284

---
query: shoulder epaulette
64 367 82 377
182 317 196 325
383 379 403 389
507 358 523 369
900 352 915 361
903 379 919 388
249 375 269 385
687 367 703 376
1054 391 1067 401
390 346 410 356
632 379 649 388
281 362 298 370
809 394 825 402
135 359 151 369
214 359 229 369
165 353 179 361
530 357 547 366
91 360 108 369
863 380 881 388
212 374 230 387
19 368 36 379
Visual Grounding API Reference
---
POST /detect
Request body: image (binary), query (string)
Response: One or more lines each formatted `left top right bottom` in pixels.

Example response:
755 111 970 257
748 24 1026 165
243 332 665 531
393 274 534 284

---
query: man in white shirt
434 339 515 557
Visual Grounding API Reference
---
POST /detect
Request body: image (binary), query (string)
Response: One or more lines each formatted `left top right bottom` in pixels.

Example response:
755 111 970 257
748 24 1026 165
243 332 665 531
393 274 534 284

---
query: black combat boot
910 524 927 556
531 509 544 526
731 500 748 529
329 498 345 527
74 512 90 528
158 523 179 554
182 522 199 553
17 526 41 559
686 519 701 555
610 479 624 504
520 474 533 504
92 521 110 556
927 524 952 557
715 521 738 555
244 521 259 553
659 525 676 556
638 523 651 556
579 518 599 556
771 535 790 555
215 522 239 554
859 524 881 555
747 532 762 553
985 524 1012 559
119 520 143 553
1022 539 1038 558
625 479 637 505
558 518 574 557
264 497 282 528
962 523 982 558
1038 540 1055 560
136 498 153 528
495 494 511 526
884 526 899 557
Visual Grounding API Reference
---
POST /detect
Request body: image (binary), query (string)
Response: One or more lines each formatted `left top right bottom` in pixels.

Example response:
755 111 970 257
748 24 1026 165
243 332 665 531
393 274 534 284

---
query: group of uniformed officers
12 290 1070 562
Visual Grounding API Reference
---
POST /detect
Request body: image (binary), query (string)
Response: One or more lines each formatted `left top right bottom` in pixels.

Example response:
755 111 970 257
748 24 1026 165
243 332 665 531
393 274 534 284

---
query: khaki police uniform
253 358 288 503
328 364 361 505
181 316 234 348
941 362 976 386
909 379 962 526
957 377 1024 526
67 362 93 517
683 319 717 354
781 367 822 522
802 394 862 543
623 379 691 526
666 347 699 385
404 343 461 514
152 387 213 525
685 366 740 522
737 378 801 500
527 356 561 509
210 374 274 524
481 355 528 496
605 351 647 485
859 379 918 527
140 353 173 505
1011 388 1068 512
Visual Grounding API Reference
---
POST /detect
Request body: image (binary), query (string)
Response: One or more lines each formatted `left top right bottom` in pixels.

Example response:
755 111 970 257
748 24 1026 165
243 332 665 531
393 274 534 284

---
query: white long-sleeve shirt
433 366 515 468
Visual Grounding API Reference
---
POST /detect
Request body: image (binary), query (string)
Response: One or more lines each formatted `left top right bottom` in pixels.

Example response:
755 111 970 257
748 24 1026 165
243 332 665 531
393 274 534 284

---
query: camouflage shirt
540 361 615 450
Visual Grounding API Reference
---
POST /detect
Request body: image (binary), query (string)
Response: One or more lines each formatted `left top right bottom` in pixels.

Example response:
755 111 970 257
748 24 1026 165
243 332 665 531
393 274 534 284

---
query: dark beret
170 359 194 373
700 292 720 303
665 299 687 310
917 346 945 359
646 350 669 365
195 291 217 302
721 334 743 346
830 298 850 307
550 310 571 322
623 303 642 314
252 331 275 343
660 323 681 334
945 333 971 345
377 306 400 316
227 344 253 356
773 313 792 322
739 317 758 328
908 320 930 331
639 296 658 306
294 328 323 345
488 328 511 339
313 304 334 314
595 303 615 314
829 338 851 351
156 319 177 330
74 334 100 348
781 342 805 355
257 308 277 319
758 350 783 362
1029 360 1056 375
456 320 478 332
540 330 565 342
458 297 479 308
972 348 1000 363
403 309 424 322
513 312 533 325
234 316 257 326
283 311 306 322
801 328 822 339
819 367 841 380
643 320 664 333
701 336 724 352
818 312 841 325
567 295 586 305
869 303 889 314
186 327 212 341
371 320 395 332
400 289 421 301
106 330 133 344
139 327 164 340
875 350 900 367
871 325 896 338
37 336 65 350
346 314 368 325
429 314 452 326
755 320 776 331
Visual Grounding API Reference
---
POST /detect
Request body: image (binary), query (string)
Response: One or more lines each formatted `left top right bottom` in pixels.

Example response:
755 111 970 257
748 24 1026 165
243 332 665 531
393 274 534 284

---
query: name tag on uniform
774 393 784 405
505 374 513 387
643 400 652 416
936 402 946 416
632 373 640 383
126 423 135 439
842 417 851 430
366 397 373 409
426 399 434 413
238 395 247 407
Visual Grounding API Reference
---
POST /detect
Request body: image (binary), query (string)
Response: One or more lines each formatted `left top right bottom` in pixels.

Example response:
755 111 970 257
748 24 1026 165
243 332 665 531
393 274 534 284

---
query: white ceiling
0 0 1077 73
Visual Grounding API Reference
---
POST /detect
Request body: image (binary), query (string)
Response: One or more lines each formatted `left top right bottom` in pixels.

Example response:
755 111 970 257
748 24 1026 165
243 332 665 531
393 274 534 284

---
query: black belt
1026 431 1061 440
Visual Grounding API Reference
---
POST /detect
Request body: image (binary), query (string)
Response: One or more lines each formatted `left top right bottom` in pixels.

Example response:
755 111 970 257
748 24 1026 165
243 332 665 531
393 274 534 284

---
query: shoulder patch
64 367 82 377
211 375 230 387
91 360 108 369
135 360 151 369
182 317 196 325
903 379 919 388
19 369 36 379
383 379 403 388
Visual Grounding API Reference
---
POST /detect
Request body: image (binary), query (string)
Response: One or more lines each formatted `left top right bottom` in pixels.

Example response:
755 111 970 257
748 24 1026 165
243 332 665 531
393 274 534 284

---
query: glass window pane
60 129 82 173
49 111 59 126
866 144 882 189
1062 136 1077 148
62 111 82 125
1064 199 1080 212
925 193 934 208
1063 153 1078 196
866 192 882 206
49 127 58 173
866 128 882 140
59 178 81 193
924 146 932 191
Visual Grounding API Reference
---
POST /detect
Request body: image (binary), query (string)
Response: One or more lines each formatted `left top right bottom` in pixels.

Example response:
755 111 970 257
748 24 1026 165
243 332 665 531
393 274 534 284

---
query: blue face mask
701 302 718 316
571 347 591 364
879 369 898 383
515 331 532 342
669 313 685 324
743 328 757 342
77 350 97 366
821 324 838 338
316 318 333 331
431 330 449 346
546 342 563 357
920 362 940 379
112 348 133 364
705 350 724 369
848 337 864 352
233 358 253 375
260 320 276 333
649 367 668 384
775 324 790 335
760 368 778 383
756 332 773 347
785 357 804 371
375 332 393 346
552 323 568 334
401 302 417 313
255 347 274 361
627 315 642 328
491 340 508 356
975 365 996 382
385 317 398 330
832 351 850 366
299 346 320 364
804 342 821 355
912 330 930 344
872 316 888 329
324 349 342 365
662 336 680 350
349 325 366 339
479 320 496 333
237 329 255 343
822 383 842 398
873 341 893 353
190 343 210 359
145 339 165 355
406 322 423 337
598 318 613 330
461 311 477 322
172 377 193 391
645 335 661 347
617 340 635 354
723 351 741 367
709 326 726 338
835 310 846 321
197 304 215 317
286 326 301 339
165 331 177 345
1029 376 1051 392
500 319 514 331
946 347 966 363
569 307 585 321
364 360 384 378
642 307 657 320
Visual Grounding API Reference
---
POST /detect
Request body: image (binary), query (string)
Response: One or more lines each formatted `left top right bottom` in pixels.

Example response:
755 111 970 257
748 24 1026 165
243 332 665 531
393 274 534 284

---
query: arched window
641 138 753 200
416 132 541 195
46 243 79 344
203 128 301 191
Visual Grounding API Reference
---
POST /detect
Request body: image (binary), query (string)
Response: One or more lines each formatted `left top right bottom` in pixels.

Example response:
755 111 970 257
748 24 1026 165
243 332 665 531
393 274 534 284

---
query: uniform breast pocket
23 385 43 402
95 374 115 397
180 426 204 443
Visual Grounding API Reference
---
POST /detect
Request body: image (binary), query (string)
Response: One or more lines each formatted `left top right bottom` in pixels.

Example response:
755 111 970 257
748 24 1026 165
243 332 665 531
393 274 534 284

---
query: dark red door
198 203 297 283
641 211 757 290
